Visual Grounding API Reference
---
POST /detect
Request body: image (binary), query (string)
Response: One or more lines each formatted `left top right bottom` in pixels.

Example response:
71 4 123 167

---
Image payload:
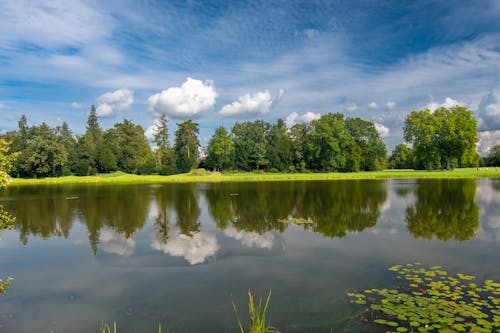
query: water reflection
2 179 491 259
405 179 479 241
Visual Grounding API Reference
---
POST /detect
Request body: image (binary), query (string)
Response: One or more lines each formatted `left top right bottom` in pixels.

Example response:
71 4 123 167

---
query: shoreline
6 168 500 186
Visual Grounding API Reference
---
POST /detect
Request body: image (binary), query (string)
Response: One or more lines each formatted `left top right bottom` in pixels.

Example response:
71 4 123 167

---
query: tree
56 122 76 175
205 126 234 171
108 119 153 173
487 145 500 166
265 119 293 171
389 144 414 169
74 106 103 175
17 123 68 177
289 123 310 172
304 113 353 172
152 115 176 175
232 120 270 171
174 120 200 173
0 138 14 294
404 106 478 170
345 117 387 171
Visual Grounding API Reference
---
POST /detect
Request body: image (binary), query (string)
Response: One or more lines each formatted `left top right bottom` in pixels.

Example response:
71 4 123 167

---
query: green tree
153 115 176 175
56 122 76 175
108 119 153 173
0 138 14 294
345 117 387 171
74 105 102 175
488 145 500 166
304 113 353 171
205 126 234 171
404 106 478 170
289 123 310 172
389 144 414 169
265 119 293 171
174 120 200 173
232 120 270 171
17 123 68 177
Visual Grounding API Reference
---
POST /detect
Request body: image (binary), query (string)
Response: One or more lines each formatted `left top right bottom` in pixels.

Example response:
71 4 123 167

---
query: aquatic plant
100 322 166 333
347 263 500 332
233 290 280 333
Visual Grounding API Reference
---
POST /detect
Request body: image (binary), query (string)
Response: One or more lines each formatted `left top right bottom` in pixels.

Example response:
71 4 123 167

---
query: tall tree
304 113 353 172
108 119 153 173
289 123 310 172
153 115 176 175
205 126 234 171
75 105 103 175
266 118 293 171
404 106 478 170
56 122 76 175
389 144 414 169
174 120 200 173
232 120 270 171
488 145 500 166
345 117 387 171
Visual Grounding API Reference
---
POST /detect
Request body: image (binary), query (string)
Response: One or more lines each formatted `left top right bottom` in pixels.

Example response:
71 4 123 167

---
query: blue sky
1 0 499 153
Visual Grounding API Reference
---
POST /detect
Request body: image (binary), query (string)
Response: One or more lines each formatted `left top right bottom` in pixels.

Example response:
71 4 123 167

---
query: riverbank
6 168 500 186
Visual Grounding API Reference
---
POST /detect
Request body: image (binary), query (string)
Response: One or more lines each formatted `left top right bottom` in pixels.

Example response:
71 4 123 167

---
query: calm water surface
0 179 499 332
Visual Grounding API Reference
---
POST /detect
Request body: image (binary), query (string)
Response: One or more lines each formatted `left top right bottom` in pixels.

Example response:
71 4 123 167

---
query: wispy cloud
96 88 134 117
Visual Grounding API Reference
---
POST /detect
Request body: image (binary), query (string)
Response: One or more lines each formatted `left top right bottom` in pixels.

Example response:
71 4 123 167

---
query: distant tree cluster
1 106 200 178
1 104 486 177
204 113 387 172
389 106 481 170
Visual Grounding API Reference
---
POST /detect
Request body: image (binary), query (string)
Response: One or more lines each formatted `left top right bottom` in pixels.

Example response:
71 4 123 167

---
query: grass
233 290 279 333
6 167 500 186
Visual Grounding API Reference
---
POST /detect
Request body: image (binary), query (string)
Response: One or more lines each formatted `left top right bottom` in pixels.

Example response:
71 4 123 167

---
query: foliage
404 106 479 170
101 322 166 333
348 263 500 332
0 138 14 294
488 145 500 166
232 120 270 171
174 119 200 173
389 144 414 169
233 290 280 333
345 117 387 171
265 119 292 172
206 126 235 171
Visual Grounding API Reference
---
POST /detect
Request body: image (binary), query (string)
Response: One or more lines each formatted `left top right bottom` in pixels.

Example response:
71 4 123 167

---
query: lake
0 179 499 332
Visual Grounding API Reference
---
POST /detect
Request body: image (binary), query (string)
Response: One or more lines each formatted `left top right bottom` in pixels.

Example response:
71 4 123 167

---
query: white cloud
478 130 500 156
374 122 390 138
151 231 219 265
148 78 217 118
100 230 135 256
285 111 321 128
425 96 462 112
96 88 134 117
345 103 358 112
71 102 82 109
368 101 378 109
219 90 276 117
476 90 500 131
386 101 396 110
224 226 275 249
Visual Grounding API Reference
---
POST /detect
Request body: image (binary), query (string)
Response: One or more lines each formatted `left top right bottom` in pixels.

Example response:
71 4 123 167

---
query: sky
0 0 499 154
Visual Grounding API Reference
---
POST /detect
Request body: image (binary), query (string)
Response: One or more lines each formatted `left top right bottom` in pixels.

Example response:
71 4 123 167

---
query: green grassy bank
6 168 500 186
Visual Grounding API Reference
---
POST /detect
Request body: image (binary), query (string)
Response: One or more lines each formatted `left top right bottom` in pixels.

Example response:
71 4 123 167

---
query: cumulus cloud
219 90 281 117
476 90 500 131
285 111 321 128
386 101 396 110
224 226 275 249
345 103 358 112
151 231 219 265
148 78 217 118
478 130 500 156
368 101 378 109
96 88 134 117
425 97 462 112
71 102 82 109
100 230 135 256
374 122 390 138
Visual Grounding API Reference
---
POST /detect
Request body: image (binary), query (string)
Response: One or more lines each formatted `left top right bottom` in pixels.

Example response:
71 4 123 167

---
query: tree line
1 104 498 178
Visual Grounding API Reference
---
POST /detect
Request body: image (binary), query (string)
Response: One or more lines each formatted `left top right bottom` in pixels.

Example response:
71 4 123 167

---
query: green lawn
6 168 500 186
